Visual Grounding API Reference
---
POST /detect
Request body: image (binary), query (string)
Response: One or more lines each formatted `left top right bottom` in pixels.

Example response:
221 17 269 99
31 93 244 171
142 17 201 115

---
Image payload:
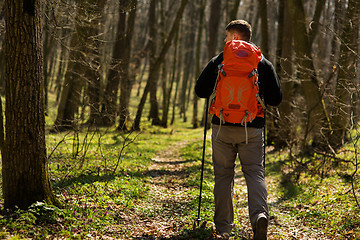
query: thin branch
111 130 141 176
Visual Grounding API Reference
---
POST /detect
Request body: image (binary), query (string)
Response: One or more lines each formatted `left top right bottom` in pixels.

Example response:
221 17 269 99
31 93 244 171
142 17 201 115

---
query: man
195 20 282 239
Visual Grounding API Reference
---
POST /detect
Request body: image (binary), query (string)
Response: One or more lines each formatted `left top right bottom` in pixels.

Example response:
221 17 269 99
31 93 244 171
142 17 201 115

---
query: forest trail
123 139 331 239
123 140 192 238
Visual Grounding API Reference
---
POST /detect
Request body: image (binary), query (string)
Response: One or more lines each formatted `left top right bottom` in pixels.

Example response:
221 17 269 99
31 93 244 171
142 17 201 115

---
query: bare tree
287 0 330 149
132 0 189 131
53 1 105 131
329 0 360 149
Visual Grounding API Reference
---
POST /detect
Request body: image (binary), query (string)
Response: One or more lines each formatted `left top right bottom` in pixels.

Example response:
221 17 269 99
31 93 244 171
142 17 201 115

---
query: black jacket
195 52 282 128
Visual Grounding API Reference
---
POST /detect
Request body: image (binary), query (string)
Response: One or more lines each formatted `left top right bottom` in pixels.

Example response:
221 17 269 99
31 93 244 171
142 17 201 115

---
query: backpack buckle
218 64 226 76
248 69 257 78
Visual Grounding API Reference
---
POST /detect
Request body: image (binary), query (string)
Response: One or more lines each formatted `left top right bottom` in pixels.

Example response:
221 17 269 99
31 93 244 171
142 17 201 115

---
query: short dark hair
226 20 252 41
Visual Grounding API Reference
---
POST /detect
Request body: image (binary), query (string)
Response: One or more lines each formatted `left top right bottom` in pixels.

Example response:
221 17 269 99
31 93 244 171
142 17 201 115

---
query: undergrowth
0 122 358 239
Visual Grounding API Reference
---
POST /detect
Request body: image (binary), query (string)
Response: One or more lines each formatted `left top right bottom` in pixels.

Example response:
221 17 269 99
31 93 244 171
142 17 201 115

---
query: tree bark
192 0 206 128
148 0 161 126
117 0 138 131
208 0 222 58
132 0 189 131
85 0 106 126
3 0 57 209
258 0 269 57
276 0 294 148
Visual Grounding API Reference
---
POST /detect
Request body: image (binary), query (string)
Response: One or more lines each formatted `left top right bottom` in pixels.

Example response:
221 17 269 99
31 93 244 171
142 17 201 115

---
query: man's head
225 19 252 42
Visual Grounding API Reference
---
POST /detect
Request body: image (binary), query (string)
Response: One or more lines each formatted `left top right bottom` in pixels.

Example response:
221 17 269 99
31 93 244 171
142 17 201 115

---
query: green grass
264 147 360 239
0 118 359 239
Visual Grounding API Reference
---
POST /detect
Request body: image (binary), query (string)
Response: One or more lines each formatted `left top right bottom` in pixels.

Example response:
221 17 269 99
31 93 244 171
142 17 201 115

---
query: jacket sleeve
258 57 282 106
195 53 223 98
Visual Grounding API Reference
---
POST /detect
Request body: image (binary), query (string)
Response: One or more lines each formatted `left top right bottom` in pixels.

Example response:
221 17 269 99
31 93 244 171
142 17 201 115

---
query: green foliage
266 145 360 239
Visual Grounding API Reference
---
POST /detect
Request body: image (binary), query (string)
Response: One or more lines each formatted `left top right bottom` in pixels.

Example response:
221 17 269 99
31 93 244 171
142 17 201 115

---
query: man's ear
233 33 240 40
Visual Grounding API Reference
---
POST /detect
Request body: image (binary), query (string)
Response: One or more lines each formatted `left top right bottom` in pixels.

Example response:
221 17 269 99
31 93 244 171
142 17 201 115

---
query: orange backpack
210 40 265 124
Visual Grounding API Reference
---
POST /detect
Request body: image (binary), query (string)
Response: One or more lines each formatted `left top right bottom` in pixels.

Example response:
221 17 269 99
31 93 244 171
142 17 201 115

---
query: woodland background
0 0 359 148
0 0 359 238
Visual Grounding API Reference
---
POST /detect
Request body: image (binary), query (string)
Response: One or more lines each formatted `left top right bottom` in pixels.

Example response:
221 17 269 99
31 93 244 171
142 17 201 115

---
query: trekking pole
197 97 209 224
263 106 267 169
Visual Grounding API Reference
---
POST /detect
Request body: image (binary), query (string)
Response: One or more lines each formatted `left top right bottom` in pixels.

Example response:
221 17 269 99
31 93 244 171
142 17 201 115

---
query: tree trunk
208 0 222 58
148 0 161 126
276 0 294 148
180 1 197 122
329 0 360 149
117 0 138 131
3 0 57 209
229 0 241 21
325 0 344 91
132 0 189 131
86 0 106 126
161 29 179 127
192 0 206 128
101 1 128 126
54 27 72 104
0 96 4 154
171 24 184 125
43 3 54 115
275 0 284 72
308 0 326 46
287 0 330 148
258 0 269 57
53 1 97 131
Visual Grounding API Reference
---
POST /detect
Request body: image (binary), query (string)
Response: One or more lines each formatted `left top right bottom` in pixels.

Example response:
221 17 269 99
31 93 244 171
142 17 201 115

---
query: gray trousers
212 124 268 234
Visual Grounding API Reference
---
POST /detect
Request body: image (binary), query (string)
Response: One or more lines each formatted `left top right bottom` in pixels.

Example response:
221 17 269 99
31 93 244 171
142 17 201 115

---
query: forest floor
123 139 333 240
0 125 358 239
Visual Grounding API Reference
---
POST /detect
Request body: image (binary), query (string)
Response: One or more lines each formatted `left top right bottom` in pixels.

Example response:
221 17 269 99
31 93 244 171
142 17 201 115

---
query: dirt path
125 141 192 238
124 140 332 239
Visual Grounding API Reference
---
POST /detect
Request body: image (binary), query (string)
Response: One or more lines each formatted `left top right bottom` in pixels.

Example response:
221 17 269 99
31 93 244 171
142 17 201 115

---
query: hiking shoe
253 214 268 240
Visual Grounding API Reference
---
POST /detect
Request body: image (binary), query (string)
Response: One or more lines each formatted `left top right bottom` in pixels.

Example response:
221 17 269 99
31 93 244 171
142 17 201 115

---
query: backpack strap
209 64 223 109
248 69 257 78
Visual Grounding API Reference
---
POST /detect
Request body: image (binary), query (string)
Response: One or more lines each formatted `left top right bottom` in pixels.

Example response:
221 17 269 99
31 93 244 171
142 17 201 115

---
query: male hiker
195 20 282 239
